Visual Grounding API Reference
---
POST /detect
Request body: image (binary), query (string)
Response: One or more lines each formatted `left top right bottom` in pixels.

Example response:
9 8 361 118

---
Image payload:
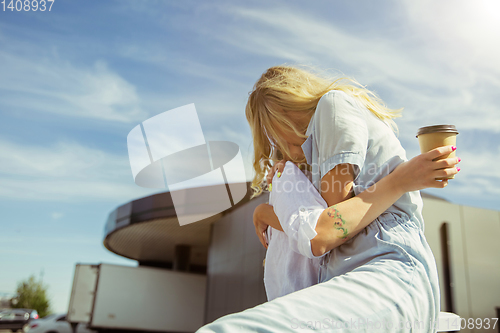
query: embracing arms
312 145 459 255
252 160 353 250
253 145 460 254
253 203 283 243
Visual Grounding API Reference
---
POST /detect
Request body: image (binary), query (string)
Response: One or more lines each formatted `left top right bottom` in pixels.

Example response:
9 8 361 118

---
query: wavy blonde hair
245 64 402 199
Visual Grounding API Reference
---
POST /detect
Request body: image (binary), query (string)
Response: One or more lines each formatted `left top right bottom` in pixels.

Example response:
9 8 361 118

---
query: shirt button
299 206 306 212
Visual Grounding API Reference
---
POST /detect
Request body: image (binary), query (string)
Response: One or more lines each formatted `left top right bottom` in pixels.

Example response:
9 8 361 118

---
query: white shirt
263 163 327 301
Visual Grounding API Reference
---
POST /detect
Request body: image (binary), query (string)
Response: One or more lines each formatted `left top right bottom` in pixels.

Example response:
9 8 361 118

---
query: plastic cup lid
416 125 459 137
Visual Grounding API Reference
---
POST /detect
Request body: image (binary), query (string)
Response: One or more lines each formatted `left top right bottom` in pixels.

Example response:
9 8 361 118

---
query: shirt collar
301 134 313 166
301 115 315 166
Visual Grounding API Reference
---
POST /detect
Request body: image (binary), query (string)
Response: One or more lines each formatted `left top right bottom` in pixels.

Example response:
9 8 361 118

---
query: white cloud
0 49 148 123
452 146 500 191
194 4 500 202
209 6 449 86
51 212 64 220
117 42 250 89
395 0 500 133
0 249 46 256
198 4 500 132
0 138 155 202
0 235 99 245
401 0 500 74
0 1 497 208
0 133 253 203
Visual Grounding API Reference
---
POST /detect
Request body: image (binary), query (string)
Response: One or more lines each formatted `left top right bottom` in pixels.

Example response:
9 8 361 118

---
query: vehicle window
42 314 58 320
1 312 14 320
56 315 67 321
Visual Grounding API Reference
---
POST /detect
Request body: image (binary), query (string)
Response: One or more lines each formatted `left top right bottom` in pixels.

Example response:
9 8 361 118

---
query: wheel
14 324 29 333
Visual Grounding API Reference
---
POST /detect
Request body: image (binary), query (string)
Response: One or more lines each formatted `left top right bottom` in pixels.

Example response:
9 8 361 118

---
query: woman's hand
391 145 461 193
253 203 284 250
266 159 287 190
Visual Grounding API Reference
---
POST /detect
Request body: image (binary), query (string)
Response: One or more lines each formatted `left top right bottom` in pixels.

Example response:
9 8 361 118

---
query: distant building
0 297 12 309
103 182 500 331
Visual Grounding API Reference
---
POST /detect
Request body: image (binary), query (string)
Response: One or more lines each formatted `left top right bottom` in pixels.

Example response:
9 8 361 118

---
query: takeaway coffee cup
416 125 459 179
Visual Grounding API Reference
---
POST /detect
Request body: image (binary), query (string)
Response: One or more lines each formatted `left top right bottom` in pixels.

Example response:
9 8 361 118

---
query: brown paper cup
416 125 459 180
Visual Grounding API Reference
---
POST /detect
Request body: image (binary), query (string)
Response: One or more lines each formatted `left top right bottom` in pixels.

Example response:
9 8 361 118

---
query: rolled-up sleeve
313 90 369 180
294 207 329 259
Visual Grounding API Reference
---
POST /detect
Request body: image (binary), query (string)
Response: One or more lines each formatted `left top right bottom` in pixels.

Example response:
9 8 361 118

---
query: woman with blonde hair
196 65 460 332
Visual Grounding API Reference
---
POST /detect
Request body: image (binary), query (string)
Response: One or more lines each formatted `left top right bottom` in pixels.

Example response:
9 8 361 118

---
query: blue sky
1 0 499 314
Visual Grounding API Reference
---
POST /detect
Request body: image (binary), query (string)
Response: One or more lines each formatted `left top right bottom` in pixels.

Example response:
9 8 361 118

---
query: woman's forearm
311 145 461 256
311 172 405 256
256 203 284 231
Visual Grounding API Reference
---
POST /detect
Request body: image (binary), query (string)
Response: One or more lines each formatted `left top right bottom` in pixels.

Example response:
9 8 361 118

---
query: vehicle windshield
0 309 30 319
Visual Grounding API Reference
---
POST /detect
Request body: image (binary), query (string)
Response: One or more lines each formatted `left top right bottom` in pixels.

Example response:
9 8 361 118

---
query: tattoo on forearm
326 205 349 240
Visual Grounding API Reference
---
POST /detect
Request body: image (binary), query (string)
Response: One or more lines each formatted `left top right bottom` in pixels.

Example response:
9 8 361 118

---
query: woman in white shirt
196 65 460 332
263 161 328 301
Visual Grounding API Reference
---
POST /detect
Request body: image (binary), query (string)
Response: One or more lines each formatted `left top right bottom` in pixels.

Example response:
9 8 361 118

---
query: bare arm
311 145 460 256
253 202 283 249
319 163 355 205
309 163 355 256
311 169 403 256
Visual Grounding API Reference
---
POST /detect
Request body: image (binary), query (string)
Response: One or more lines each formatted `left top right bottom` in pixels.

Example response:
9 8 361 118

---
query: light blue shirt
300 90 425 231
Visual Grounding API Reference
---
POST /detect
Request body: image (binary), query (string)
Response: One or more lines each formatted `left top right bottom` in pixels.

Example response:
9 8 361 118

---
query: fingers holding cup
417 125 459 180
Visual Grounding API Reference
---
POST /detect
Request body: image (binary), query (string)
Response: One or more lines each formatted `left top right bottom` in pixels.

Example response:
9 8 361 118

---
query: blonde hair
245 64 402 199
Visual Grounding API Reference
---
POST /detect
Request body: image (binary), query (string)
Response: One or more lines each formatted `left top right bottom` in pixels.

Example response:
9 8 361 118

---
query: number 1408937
1 0 54 11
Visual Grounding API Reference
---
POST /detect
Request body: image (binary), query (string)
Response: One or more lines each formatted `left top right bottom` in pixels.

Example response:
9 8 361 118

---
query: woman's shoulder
315 89 365 122
306 91 367 140
322 89 357 100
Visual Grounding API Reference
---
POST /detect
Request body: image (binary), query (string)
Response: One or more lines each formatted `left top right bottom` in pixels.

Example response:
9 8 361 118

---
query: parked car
28 314 96 333
0 308 37 332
